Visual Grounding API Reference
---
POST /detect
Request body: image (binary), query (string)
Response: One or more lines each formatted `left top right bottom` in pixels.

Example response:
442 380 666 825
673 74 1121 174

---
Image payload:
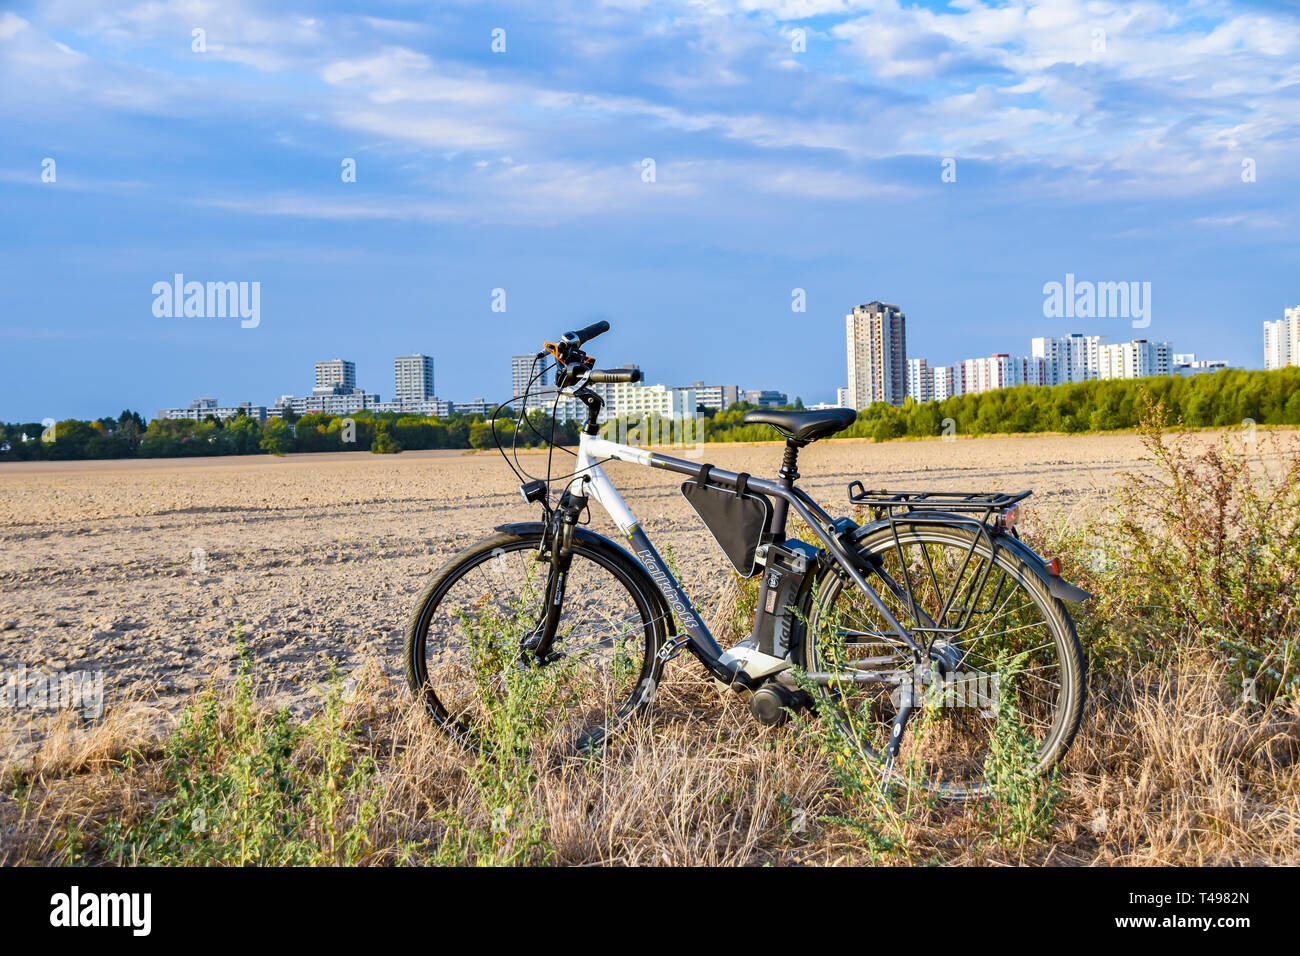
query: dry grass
4 639 1297 866
1057 656 1300 866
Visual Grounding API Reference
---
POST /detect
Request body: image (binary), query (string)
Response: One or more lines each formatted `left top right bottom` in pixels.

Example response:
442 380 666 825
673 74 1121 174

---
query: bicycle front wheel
804 522 1085 798
405 528 666 753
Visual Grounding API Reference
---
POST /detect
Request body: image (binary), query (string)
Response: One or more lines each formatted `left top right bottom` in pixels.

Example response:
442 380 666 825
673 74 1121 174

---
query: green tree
224 414 263 455
370 424 402 454
260 417 294 456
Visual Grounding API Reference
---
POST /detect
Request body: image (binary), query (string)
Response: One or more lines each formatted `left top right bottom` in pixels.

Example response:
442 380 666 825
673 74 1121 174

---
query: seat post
768 439 802 542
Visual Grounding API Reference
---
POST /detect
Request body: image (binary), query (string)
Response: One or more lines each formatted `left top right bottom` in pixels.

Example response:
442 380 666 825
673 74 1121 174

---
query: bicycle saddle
742 407 857 444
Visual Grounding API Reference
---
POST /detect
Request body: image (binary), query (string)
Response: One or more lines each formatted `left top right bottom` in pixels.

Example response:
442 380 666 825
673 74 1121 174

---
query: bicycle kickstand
881 680 917 791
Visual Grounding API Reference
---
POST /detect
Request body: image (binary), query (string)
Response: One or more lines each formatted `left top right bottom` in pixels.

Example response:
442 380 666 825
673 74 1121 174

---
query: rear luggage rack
847 483 1031 517
846 484 1034 637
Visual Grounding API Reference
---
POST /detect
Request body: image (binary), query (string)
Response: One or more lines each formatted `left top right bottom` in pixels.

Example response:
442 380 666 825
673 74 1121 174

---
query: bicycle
405 321 1089 797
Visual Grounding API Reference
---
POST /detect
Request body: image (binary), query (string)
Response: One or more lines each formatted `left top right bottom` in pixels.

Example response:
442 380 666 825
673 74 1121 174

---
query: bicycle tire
804 521 1086 798
405 527 669 752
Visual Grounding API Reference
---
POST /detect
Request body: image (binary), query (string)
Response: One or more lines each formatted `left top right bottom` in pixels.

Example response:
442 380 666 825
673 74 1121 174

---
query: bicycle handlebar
565 320 610 346
588 367 642 384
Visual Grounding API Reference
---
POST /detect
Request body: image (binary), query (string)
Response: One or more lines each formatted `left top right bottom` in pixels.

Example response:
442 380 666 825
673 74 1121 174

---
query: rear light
1046 556 1062 576
999 504 1019 532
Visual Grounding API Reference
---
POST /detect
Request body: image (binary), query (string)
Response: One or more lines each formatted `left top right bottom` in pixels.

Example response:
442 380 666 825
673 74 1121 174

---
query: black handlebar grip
568 320 610 345
588 368 642 384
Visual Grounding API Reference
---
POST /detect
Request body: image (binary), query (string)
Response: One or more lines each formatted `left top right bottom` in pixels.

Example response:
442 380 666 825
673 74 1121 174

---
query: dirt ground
0 431 1237 754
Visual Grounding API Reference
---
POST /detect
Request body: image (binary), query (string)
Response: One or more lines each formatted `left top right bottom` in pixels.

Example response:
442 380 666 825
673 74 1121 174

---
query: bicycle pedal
657 634 691 662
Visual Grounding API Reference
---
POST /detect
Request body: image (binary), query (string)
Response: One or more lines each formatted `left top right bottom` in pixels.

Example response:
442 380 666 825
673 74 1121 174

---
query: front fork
521 489 585 664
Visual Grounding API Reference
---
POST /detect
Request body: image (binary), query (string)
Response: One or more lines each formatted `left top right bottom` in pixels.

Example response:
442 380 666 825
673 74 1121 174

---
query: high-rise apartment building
690 382 740 411
956 354 1047 396
1097 340 1173 380
274 390 379 417
743 389 789 408
315 359 356 392
836 386 851 408
512 354 551 396
1031 333 1107 385
906 357 931 404
1264 306 1300 370
1283 305 1297 366
452 398 495 417
846 302 907 409
932 366 956 401
394 354 435 405
1019 355 1050 387
157 398 268 424
1172 354 1230 376
609 383 697 420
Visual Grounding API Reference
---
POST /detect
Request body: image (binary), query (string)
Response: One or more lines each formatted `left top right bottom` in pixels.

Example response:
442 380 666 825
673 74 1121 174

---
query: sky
1 0 1298 422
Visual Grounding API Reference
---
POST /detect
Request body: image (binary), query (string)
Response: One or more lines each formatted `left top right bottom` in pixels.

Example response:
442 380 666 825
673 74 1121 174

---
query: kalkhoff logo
637 549 699 630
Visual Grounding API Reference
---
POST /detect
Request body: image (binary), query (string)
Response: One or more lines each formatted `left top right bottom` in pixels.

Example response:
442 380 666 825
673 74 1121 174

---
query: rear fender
850 515 1091 603
997 533 1092 602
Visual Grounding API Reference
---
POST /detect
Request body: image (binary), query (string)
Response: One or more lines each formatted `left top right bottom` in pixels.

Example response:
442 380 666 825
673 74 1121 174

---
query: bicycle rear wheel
405 528 666 752
804 522 1085 798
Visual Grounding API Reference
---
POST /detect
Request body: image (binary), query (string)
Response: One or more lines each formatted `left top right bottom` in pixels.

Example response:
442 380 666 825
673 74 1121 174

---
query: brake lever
559 364 593 393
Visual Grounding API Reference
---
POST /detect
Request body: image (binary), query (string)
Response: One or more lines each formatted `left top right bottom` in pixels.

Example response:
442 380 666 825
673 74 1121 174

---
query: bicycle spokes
412 539 657 752
812 529 1071 797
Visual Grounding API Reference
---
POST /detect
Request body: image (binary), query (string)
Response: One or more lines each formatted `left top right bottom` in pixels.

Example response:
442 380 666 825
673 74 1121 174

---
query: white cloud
2 0 1297 214
0 11 28 40
1194 212 1286 229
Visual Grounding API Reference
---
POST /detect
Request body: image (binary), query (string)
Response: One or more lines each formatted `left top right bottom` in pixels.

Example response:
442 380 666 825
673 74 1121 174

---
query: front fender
494 521 547 537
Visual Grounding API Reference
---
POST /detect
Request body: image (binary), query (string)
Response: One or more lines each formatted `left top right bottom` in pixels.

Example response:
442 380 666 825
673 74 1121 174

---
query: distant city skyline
22 289 1291 423
148 300 1260 426
17 295 1286 422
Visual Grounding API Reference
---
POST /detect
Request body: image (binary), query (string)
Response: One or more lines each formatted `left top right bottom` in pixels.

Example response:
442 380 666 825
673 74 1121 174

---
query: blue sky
1 0 1298 421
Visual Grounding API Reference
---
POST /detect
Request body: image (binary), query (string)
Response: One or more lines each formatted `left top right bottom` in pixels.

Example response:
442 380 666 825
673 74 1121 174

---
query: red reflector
1047 557 1062 576
1000 504 1019 531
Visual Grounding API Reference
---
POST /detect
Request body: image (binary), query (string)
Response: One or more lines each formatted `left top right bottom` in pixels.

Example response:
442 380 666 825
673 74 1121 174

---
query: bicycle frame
566 432 921 688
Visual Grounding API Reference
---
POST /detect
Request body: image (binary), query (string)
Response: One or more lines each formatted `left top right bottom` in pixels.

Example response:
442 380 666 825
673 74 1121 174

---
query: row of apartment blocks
159 352 785 425
158 354 484 424
843 302 1231 408
511 354 786 423
902 339 1227 404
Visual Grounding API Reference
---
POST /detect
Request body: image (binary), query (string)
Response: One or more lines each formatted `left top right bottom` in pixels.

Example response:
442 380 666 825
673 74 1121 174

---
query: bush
1050 393 1300 700
370 425 402 455
259 417 294 456
102 653 380 866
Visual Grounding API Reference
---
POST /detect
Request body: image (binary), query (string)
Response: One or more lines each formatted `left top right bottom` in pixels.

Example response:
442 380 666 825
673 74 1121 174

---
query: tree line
2 367 1297 461
0 407 579 460
705 367 1300 443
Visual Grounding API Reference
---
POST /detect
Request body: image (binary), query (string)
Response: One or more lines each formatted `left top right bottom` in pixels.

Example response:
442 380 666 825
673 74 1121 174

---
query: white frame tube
568 433 653 536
